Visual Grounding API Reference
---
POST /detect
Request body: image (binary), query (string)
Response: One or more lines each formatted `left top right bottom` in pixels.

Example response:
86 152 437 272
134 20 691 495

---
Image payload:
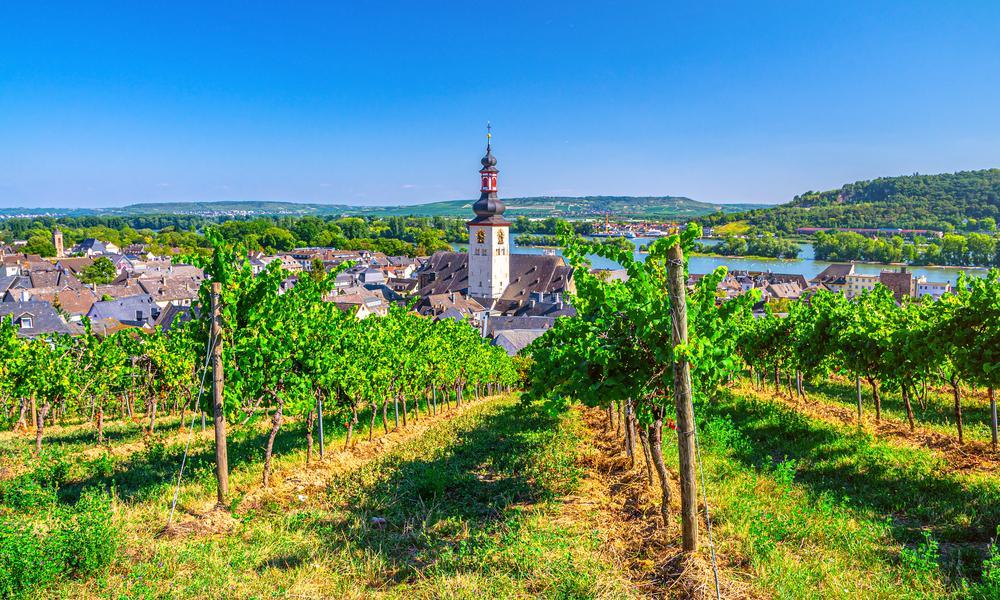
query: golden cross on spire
486 122 492 142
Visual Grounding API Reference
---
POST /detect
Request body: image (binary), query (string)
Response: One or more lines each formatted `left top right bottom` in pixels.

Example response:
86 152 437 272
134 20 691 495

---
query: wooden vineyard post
990 387 997 453
211 282 230 504
855 376 862 423
666 242 699 553
317 394 325 460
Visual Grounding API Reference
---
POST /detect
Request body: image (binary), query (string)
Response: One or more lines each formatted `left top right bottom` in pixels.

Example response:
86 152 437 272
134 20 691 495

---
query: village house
844 273 879 299
387 277 419 296
87 294 161 328
330 292 388 319
138 277 201 308
3 287 98 322
492 329 547 356
93 282 147 300
422 292 487 322
0 301 74 337
810 264 854 293
484 315 556 338
763 281 804 302
71 238 120 257
52 256 95 277
153 304 199 333
1 253 48 277
878 268 916 301
915 279 952 299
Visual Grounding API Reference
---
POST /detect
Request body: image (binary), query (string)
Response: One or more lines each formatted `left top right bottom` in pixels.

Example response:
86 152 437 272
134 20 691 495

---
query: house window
136 310 144 321
19 317 32 329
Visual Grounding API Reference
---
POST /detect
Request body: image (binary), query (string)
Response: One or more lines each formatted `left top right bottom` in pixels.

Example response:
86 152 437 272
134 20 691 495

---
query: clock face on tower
476 230 486 244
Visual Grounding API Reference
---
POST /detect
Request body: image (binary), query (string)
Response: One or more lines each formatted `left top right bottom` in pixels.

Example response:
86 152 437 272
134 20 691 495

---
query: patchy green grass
683 389 1000 599
8 385 1000 598
14 395 631 598
800 377 997 444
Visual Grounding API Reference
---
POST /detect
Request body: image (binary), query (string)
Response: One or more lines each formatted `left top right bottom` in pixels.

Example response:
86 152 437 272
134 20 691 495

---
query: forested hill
115 196 762 219
349 196 761 219
699 169 1000 233
2 196 762 220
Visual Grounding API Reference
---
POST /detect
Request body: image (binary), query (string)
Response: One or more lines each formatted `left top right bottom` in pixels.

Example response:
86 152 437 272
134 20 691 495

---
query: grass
683 388 1000 598
5 394 632 598
5 385 1000 598
799 377 998 445
711 221 751 236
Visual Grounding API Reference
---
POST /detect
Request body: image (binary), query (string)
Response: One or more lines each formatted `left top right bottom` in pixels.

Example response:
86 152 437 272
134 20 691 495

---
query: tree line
699 169 1000 234
695 234 800 259
813 230 1000 267
1 215 466 258
2 213 602 260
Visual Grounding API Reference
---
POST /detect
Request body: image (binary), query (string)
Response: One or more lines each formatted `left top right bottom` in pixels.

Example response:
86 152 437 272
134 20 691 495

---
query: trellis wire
167 329 219 526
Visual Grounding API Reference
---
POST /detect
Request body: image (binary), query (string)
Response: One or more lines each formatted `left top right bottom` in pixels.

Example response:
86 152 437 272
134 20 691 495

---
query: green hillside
91 196 760 219
699 169 1000 233
346 195 760 218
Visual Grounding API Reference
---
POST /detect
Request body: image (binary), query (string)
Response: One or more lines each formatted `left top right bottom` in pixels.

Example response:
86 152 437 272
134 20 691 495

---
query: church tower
52 228 65 258
467 125 510 300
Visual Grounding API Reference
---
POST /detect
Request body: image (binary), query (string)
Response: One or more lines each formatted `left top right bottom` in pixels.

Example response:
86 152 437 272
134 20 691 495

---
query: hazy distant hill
345 196 760 218
84 196 763 219
699 169 1000 233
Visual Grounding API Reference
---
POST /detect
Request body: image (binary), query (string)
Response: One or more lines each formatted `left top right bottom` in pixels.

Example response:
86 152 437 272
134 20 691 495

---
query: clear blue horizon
2 1 999 209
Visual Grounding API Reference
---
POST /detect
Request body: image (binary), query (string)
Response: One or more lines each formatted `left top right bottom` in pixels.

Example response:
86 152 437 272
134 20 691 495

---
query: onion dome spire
471 123 506 222
481 123 497 169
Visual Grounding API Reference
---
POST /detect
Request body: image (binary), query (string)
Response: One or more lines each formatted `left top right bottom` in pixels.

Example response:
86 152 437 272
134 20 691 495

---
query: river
453 236 987 284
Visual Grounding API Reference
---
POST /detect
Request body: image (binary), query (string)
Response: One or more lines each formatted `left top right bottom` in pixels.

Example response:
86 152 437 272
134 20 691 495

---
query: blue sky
2 1 999 208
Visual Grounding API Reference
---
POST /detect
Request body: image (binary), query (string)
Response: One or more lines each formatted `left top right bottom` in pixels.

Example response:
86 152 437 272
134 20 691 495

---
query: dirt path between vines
573 405 761 599
737 385 1000 474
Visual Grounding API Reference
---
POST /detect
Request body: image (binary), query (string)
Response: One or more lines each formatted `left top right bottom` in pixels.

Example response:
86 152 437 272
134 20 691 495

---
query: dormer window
18 317 32 329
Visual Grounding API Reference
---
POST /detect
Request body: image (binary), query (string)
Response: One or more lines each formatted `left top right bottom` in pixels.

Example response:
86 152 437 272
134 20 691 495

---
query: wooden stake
317 393 325 460
211 282 229 504
990 387 997 453
855 375 862 423
666 243 698 553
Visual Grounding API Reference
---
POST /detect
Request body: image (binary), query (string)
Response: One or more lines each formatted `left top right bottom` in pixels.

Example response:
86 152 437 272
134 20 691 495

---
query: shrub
901 531 939 578
0 489 119 598
58 489 119 576
0 477 58 511
972 529 1000 598
31 450 72 489
86 452 116 479
0 518 62 598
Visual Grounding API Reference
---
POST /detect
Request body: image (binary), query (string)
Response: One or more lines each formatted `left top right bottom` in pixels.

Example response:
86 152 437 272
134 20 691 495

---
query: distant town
1 138 966 356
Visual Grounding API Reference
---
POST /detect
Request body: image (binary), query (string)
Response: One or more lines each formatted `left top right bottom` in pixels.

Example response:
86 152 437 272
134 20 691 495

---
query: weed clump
0 483 119 599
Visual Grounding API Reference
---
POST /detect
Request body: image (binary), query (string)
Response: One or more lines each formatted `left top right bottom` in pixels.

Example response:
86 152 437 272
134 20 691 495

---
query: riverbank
689 250 799 262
